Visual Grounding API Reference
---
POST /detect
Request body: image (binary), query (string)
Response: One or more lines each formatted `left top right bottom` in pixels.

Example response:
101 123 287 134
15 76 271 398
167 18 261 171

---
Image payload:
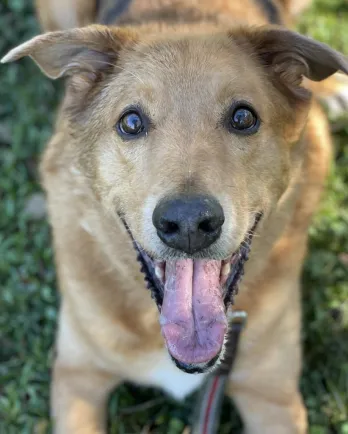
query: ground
0 1 347 433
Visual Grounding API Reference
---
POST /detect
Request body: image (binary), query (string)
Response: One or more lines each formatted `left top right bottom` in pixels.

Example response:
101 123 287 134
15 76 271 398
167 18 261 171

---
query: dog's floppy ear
232 26 348 94
1 25 138 80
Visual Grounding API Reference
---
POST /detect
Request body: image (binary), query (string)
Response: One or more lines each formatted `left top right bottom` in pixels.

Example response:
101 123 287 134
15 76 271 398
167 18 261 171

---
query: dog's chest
125 350 206 400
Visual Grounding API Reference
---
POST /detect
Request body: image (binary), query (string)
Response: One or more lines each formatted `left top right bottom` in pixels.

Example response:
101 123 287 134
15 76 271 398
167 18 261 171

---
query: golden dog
2 0 348 432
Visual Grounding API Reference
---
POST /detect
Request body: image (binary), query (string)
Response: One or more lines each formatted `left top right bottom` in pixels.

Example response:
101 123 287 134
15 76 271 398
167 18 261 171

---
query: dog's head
3 25 347 373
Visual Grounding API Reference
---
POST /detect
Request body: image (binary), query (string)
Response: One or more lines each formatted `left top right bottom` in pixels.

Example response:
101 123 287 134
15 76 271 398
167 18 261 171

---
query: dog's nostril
162 221 179 234
198 219 215 233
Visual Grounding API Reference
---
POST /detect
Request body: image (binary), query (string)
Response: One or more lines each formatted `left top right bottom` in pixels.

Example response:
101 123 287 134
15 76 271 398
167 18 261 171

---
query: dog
2 0 348 432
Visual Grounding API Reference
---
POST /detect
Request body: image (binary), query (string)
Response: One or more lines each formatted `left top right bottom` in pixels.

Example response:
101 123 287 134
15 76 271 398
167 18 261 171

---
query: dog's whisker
114 64 146 84
70 58 147 85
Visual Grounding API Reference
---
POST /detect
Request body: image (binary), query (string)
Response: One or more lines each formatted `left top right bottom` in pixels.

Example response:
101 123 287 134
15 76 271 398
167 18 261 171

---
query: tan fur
3 1 348 433
35 0 96 30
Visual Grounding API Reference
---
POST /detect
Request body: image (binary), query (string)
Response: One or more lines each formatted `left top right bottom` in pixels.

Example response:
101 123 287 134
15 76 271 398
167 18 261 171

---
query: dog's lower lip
171 352 222 374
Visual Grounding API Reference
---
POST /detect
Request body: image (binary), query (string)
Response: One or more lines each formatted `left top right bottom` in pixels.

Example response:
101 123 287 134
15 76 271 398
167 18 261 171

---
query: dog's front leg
51 303 120 434
227 279 308 434
231 387 306 434
52 362 118 434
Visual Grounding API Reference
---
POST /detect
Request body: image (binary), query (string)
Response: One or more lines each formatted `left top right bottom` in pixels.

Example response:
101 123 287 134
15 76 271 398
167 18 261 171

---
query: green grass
0 1 347 433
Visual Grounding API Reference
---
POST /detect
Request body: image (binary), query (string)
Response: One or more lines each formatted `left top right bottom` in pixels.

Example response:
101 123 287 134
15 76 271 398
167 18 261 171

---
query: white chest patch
126 350 206 401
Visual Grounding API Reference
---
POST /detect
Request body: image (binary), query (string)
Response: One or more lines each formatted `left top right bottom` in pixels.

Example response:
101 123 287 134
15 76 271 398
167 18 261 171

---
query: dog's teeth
155 263 164 283
221 262 231 276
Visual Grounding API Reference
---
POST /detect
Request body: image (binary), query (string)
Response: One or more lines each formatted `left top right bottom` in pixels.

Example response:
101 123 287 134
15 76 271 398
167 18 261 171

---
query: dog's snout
152 194 224 254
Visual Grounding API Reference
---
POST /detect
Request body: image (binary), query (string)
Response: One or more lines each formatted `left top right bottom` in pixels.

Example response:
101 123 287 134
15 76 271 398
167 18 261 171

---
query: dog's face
3 25 347 373
95 35 292 254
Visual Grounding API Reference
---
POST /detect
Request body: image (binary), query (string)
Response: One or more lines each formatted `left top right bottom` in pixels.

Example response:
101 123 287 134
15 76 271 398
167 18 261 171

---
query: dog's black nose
152 194 224 254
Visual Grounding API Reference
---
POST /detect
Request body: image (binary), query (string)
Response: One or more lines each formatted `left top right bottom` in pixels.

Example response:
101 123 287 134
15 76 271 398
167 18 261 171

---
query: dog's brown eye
225 103 260 136
231 107 257 131
119 112 143 134
117 109 147 139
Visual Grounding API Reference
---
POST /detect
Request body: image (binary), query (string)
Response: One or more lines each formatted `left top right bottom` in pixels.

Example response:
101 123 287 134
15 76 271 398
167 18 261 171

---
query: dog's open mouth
122 213 262 373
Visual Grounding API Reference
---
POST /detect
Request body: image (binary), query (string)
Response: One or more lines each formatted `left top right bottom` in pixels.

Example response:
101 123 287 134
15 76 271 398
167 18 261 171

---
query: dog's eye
231 108 256 130
226 104 259 135
117 110 145 138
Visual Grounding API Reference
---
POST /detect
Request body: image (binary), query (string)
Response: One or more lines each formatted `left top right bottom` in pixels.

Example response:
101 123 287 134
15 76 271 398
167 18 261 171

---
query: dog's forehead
109 33 268 111
125 34 254 83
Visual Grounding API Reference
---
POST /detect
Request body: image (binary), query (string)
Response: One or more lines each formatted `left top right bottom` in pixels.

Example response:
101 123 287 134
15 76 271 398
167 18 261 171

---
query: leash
190 311 248 434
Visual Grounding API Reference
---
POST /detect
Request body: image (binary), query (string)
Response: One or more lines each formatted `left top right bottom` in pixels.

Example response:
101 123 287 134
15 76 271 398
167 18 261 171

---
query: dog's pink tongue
160 259 227 365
